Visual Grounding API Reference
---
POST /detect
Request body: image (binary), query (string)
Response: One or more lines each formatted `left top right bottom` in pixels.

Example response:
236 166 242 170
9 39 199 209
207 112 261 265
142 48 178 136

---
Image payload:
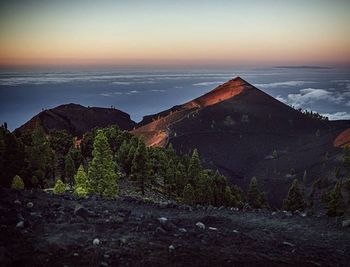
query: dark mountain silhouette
133 77 350 204
16 103 136 137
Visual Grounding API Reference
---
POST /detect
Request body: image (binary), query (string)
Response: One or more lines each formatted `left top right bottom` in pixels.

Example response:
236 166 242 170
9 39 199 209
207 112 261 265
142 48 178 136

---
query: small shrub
272 150 278 159
53 179 66 194
11 175 24 190
74 186 88 197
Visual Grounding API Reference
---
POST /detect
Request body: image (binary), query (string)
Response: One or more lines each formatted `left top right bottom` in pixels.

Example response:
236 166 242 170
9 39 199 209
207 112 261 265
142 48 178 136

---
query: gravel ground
1 188 350 267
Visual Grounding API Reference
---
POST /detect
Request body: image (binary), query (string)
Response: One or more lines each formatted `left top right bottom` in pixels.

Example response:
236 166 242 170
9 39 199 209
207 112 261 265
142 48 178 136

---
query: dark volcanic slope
1 188 350 267
16 103 136 137
133 77 350 204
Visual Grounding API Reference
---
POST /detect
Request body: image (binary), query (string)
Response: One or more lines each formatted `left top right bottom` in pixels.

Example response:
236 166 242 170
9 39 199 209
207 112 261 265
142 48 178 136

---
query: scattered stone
208 227 218 231
93 238 100 246
232 230 239 234
271 212 277 216
283 211 293 217
178 228 187 233
16 221 24 228
168 244 175 253
158 217 168 224
342 220 350 227
14 199 21 205
26 202 34 208
282 241 295 247
196 222 205 230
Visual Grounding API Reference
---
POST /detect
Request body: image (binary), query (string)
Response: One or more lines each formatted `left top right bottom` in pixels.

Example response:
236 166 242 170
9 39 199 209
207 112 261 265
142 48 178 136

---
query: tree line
1 123 349 215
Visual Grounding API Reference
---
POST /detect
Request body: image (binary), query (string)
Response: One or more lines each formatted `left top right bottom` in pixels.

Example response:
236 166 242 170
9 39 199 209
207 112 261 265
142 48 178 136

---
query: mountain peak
185 76 251 108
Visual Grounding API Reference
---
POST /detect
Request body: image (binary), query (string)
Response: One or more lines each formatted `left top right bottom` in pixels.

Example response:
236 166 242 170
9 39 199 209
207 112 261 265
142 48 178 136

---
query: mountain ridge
16 103 136 137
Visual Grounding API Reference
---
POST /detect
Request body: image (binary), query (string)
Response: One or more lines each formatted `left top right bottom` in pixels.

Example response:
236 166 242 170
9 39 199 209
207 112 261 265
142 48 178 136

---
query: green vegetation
53 179 66 194
88 130 118 198
131 140 149 195
2 121 349 216
64 153 76 186
322 182 344 217
74 165 88 196
247 177 268 209
11 175 24 190
182 184 195 205
283 179 305 212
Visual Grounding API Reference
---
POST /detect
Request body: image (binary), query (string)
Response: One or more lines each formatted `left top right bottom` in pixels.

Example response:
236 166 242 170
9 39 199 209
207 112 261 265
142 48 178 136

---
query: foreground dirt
1 188 350 267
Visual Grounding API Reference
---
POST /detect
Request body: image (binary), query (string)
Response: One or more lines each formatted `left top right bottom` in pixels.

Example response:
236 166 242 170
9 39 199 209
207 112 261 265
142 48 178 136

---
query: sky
0 0 350 66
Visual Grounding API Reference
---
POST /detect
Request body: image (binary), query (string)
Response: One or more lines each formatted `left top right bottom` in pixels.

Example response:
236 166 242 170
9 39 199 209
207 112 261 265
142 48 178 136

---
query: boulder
196 222 205 230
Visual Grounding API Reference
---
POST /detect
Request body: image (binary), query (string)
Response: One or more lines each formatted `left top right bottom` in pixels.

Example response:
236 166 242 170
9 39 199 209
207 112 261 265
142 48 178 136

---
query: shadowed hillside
16 103 136 137
133 77 350 205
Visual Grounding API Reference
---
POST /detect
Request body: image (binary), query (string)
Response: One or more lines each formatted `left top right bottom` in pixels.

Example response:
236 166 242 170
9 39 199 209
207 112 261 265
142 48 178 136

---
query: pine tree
325 182 344 217
88 130 118 197
283 179 305 212
116 140 129 172
224 186 237 207
53 179 66 194
247 177 262 208
175 162 187 196
11 175 24 190
64 153 76 186
131 140 149 195
26 127 54 186
183 184 195 205
165 160 176 196
74 165 88 196
125 145 136 176
188 149 202 186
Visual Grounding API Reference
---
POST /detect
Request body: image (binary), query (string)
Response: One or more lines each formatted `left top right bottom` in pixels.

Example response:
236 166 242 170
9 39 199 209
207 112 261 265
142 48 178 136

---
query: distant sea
1 66 350 131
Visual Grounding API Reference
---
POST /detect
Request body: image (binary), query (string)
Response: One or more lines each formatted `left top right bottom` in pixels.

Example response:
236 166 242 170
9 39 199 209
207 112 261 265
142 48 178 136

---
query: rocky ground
1 188 350 267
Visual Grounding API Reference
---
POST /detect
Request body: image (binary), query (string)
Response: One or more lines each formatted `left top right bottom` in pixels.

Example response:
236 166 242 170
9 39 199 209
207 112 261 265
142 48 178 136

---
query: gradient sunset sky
1 0 349 66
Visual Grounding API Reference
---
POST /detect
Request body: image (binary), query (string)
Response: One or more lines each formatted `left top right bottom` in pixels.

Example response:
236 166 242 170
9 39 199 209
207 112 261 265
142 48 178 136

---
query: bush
74 186 88 197
11 175 24 190
53 179 66 194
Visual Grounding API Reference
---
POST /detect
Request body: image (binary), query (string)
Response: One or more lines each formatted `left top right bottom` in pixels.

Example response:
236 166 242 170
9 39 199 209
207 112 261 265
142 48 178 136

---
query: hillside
133 77 350 204
16 103 136 137
2 188 350 267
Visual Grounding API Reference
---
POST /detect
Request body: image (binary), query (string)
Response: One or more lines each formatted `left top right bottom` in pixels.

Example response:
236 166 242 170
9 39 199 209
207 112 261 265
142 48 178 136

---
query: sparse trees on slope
88 130 118 197
283 179 305 212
